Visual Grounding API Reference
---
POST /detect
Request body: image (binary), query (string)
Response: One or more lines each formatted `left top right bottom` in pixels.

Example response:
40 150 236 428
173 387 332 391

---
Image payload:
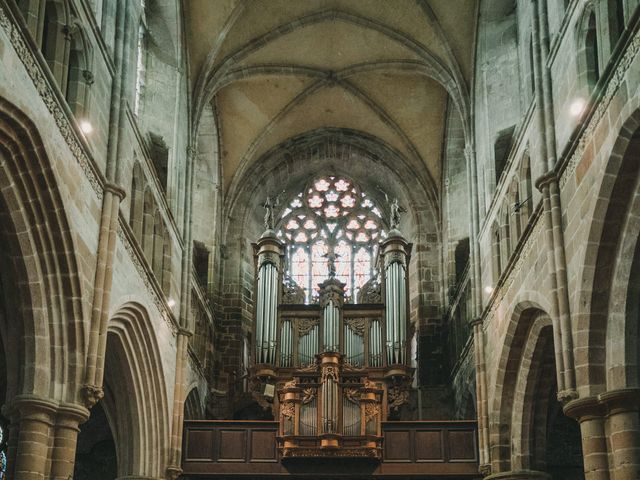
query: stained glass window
278 176 386 302
0 422 6 480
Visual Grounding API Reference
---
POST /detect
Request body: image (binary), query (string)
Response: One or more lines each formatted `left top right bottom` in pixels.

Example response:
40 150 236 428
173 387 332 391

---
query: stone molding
0 3 104 200
559 25 640 188
117 219 179 336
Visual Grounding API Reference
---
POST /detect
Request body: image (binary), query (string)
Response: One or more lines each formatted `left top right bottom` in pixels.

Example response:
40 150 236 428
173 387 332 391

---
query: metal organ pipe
383 234 410 366
268 265 278 363
254 235 283 366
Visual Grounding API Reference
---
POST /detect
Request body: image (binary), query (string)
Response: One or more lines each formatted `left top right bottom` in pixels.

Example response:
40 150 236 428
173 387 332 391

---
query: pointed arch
576 3 600 93
130 161 145 242
65 21 92 116
41 0 71 89
142 187 154 260
0 95 85 402
103 302 170 478
489 301 557 472
575 108 640 394
184 387 204 420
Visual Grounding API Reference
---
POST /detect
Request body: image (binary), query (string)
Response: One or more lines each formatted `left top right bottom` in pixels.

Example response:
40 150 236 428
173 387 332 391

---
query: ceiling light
484 286 494 295
167 298 176 308
79 120 93 134
569 98 586 117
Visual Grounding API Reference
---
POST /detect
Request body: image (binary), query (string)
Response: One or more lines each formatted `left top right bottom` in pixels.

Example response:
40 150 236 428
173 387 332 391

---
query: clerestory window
277 176 387 303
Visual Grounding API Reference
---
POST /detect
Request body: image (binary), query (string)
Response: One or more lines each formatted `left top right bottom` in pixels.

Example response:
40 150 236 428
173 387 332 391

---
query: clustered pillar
564 388 640 480
565 389 640 480
6 395 89 480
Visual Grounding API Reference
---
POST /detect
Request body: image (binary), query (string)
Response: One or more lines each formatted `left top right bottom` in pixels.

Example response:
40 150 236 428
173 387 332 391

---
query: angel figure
378 187 406 229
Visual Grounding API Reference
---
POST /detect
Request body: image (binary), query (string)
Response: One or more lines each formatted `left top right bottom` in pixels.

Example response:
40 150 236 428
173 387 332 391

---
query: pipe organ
251 229 413 460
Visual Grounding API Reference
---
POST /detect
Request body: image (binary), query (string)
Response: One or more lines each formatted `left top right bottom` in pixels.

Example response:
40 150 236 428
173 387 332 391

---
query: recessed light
569 98 586 117
79 120 93 134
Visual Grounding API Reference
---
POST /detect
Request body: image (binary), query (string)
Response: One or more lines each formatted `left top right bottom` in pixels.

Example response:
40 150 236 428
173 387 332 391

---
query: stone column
11 394 57 480
83 183 126 407
535 173 575 401
166 328 191 480
49 403 90 480
600 388 640 480
564 396 610 480
470 317 490 475
464 144 482 316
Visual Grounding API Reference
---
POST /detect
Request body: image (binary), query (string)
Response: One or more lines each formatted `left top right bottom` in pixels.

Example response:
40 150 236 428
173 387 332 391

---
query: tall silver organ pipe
323 300 340 352
318 277 345 353
298 322 318 366
382 231 411 366
369 319 382 366
280 319 293 367
344 321 365 366
253 233 283 365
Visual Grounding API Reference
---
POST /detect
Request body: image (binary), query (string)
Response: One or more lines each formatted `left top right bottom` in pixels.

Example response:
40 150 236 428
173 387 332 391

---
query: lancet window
277 176 386 303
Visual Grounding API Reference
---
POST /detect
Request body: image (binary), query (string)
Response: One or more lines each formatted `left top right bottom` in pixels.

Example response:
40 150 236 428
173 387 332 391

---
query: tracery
277 176 386 303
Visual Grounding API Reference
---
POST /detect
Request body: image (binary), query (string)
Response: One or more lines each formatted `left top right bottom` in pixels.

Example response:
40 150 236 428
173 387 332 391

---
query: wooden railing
182 420 479 477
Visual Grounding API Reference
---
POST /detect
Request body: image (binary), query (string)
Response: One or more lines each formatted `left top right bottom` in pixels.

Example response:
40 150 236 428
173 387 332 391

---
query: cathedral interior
0 0 639 479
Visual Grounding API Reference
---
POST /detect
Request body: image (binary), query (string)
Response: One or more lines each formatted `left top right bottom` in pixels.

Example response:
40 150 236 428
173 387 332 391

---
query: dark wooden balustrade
182 419 479 478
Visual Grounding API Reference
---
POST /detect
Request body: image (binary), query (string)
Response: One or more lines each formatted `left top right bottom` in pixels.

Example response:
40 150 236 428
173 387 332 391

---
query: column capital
556 388 578 404
598 387 640 414
563 395 603 420
103 182 127 200
166 464 183 480
56 402 90 425
9 394 58 424
81 383 105 409
479 463 492 476
464 143 474 161
177 327 193 338
186 145 197 159
469 316 484 328
534 171 557 192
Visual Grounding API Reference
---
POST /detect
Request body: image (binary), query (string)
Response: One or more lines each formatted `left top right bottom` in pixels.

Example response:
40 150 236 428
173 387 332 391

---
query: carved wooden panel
448 429 477 461
182 420 479 476
250 430 278 462
383 430 411 462
185 429 214 460
415 430 444 462
218 429 246 462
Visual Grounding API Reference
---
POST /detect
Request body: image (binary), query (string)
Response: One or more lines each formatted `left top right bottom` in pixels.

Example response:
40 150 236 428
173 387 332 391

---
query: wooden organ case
250 228 414 461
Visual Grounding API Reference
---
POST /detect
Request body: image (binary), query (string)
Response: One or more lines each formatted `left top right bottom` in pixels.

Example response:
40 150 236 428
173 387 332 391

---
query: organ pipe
382 232 411 366
253 233 284 367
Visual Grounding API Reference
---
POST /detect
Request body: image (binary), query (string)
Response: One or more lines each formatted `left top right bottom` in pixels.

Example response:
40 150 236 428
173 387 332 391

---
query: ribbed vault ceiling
185 0 477 196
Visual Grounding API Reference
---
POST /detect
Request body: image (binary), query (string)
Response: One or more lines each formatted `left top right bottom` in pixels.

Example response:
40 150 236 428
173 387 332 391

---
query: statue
378 187 406 230
263 195 280 230
323 250 340 278
389 198 405 229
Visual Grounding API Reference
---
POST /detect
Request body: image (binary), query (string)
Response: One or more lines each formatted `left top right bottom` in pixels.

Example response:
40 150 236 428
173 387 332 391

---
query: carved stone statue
378 187 406 230
263 195 280 230
389 197 406 229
